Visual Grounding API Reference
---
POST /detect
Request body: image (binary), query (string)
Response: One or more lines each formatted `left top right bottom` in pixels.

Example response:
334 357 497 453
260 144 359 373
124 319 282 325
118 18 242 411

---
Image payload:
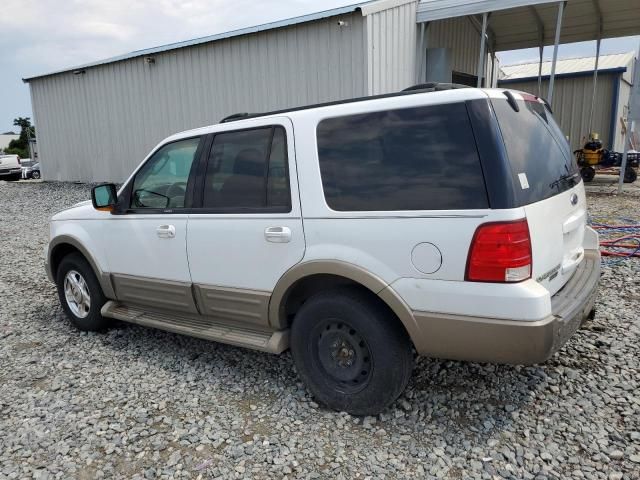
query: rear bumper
411 249 600 364
0 168 22 176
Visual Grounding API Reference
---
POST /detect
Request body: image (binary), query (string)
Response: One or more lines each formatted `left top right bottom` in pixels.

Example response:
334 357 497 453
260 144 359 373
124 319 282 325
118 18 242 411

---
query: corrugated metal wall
499 74 617 151
29 12 367 182
366 1 418 94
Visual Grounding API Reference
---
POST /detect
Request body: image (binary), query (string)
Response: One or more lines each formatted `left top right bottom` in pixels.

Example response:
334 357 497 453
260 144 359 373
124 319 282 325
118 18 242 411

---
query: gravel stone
0 180 639 479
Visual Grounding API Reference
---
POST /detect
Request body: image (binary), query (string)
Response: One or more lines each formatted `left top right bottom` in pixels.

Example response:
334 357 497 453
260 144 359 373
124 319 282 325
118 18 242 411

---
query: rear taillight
466 219 532 283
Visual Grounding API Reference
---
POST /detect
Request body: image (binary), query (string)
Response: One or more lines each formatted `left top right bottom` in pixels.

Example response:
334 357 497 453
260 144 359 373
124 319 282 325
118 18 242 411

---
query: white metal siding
30 12 367 182
366 1 417 94
500 74 617 151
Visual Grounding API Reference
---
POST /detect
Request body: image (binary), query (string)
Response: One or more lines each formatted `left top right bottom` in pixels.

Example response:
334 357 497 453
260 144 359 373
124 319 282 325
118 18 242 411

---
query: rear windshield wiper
550 172 579 190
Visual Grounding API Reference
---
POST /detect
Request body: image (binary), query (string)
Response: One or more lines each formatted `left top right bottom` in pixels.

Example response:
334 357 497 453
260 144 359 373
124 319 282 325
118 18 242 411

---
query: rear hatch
0 155 20 169
491 92 586 296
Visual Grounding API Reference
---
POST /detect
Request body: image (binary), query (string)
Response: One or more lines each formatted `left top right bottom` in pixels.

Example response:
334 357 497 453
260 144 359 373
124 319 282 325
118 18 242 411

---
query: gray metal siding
499 74 617 151
366 1 417 94
30 12 367 182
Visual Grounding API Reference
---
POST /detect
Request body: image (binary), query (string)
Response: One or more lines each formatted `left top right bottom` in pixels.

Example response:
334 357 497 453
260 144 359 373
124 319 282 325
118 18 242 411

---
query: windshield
491 97 580 206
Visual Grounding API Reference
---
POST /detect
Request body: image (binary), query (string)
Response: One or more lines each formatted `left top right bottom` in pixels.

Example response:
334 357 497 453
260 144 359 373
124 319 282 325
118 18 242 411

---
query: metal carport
416 0 640 190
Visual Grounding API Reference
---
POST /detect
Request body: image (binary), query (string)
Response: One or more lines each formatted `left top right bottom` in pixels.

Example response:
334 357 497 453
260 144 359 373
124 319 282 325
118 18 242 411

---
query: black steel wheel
580 167 596 182
291 288 413 415
315 320 373 394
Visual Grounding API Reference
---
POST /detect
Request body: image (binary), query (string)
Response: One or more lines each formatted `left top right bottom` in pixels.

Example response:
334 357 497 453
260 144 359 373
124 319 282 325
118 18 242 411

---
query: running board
101 301 289 354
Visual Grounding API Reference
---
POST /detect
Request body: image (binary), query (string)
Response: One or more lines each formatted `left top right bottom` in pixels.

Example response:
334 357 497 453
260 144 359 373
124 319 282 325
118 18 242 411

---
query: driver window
131 137 200 209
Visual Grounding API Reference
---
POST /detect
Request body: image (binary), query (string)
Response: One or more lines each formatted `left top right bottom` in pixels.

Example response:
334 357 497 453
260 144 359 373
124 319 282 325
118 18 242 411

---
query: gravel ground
1 180 639 480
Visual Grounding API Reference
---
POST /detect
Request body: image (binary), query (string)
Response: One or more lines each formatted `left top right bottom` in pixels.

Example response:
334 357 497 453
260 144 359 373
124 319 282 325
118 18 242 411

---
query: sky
1 0 638 133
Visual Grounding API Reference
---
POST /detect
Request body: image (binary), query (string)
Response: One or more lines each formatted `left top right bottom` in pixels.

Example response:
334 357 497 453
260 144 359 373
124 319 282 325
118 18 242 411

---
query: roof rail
220 113 251 123
402 82 470 92
218 83 473 124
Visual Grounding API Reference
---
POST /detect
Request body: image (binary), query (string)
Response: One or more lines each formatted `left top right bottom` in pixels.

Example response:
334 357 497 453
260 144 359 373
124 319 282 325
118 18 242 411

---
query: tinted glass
132 137 200 209
203 126 290 211
316 103 488 211
492 98 580 205
266 128 291 209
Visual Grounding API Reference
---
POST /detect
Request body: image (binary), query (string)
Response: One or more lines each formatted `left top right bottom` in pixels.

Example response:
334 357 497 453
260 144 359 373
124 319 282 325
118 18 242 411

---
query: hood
51 200 106 221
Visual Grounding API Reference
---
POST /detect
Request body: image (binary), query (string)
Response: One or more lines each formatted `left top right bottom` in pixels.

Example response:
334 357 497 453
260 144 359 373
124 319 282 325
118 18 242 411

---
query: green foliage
5 117 35 159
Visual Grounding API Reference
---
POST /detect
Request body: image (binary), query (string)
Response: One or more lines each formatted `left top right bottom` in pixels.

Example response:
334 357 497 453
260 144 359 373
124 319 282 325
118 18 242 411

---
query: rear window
491 98 579 205
316 103 488 211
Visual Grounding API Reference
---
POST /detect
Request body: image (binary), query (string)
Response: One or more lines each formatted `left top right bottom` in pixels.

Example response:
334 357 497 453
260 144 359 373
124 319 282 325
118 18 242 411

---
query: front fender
48 224 115 299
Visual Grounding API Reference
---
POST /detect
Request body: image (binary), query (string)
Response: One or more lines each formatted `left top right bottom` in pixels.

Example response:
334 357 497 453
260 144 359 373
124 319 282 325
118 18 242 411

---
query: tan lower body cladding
104 249 598 363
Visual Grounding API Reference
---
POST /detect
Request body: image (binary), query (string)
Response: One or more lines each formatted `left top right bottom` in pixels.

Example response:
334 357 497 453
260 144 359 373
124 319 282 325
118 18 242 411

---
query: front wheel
56 253 110 331
291 289 413 416
31 170 41 179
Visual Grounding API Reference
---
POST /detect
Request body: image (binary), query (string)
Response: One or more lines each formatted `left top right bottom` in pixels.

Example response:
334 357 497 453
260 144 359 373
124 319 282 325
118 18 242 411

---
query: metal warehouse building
499 52 637 152
24 0 640 182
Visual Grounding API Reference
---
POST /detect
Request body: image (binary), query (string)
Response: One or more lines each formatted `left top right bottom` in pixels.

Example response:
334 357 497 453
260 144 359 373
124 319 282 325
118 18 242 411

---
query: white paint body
49 88 595 324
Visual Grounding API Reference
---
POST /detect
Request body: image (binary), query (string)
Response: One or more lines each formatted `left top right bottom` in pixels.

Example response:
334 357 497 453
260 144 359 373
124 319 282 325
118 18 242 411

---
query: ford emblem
570 193 578 206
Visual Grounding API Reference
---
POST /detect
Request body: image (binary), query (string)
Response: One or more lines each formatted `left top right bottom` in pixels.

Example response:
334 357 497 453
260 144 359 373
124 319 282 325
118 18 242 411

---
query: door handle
264 226 291 243
156 224 176 239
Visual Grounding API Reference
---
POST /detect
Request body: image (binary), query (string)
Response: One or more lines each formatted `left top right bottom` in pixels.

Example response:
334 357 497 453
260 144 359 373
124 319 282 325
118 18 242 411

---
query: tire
290 289 413 416
56 252 111 331
624 167 637 184
580 167 595 182
31 171 41 179
6 173 22 181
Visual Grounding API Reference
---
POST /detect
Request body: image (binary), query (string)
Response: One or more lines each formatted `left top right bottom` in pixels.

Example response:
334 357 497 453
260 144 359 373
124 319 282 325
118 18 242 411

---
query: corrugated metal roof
24 0 378 81
416 0 557 22
417 0 640 52
500 52 635 80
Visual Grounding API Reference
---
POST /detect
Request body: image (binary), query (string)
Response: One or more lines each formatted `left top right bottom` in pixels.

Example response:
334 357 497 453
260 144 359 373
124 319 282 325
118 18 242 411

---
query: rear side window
491 98 579 205
202 126 291 211
316 103 488 211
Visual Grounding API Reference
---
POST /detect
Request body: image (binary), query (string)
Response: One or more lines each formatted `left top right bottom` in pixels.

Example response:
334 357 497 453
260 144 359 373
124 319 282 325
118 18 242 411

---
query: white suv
47 85 600 415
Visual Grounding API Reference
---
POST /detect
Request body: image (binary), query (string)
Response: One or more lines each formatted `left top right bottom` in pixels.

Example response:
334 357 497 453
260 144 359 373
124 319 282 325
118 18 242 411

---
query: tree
5 117 36 159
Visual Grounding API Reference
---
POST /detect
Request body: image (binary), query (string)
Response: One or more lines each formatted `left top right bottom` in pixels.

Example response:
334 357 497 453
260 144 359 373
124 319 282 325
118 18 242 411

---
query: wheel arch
48 235 116 299
269 260 422 346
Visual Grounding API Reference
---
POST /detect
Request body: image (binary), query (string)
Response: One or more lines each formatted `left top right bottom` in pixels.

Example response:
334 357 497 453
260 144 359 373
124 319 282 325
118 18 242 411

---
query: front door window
131 137 200 209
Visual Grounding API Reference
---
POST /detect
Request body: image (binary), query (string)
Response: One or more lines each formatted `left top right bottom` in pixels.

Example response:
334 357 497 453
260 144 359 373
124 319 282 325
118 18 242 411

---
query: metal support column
417 22 428 83
618 120 635 193
537 46 544 96
587 37 602 135
477 13 489 88
548 1 565 104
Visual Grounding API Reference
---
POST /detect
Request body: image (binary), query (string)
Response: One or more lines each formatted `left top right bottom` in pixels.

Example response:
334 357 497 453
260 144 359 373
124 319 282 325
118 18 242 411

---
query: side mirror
91 183 117 212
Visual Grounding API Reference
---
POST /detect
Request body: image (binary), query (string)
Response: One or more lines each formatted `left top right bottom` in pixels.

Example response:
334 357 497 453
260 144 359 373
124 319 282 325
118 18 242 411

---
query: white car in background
45 85 600 415
0 154 22 181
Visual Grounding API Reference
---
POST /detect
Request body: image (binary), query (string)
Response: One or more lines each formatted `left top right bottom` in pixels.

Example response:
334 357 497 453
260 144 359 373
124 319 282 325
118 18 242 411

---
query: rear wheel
290 289 413 415
624 167 637 184
580 166 596 182
56 253 110 331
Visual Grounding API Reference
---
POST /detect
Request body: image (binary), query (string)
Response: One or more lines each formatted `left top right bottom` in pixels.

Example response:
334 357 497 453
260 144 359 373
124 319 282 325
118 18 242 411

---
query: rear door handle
156 224 176 239
265 226 291 243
